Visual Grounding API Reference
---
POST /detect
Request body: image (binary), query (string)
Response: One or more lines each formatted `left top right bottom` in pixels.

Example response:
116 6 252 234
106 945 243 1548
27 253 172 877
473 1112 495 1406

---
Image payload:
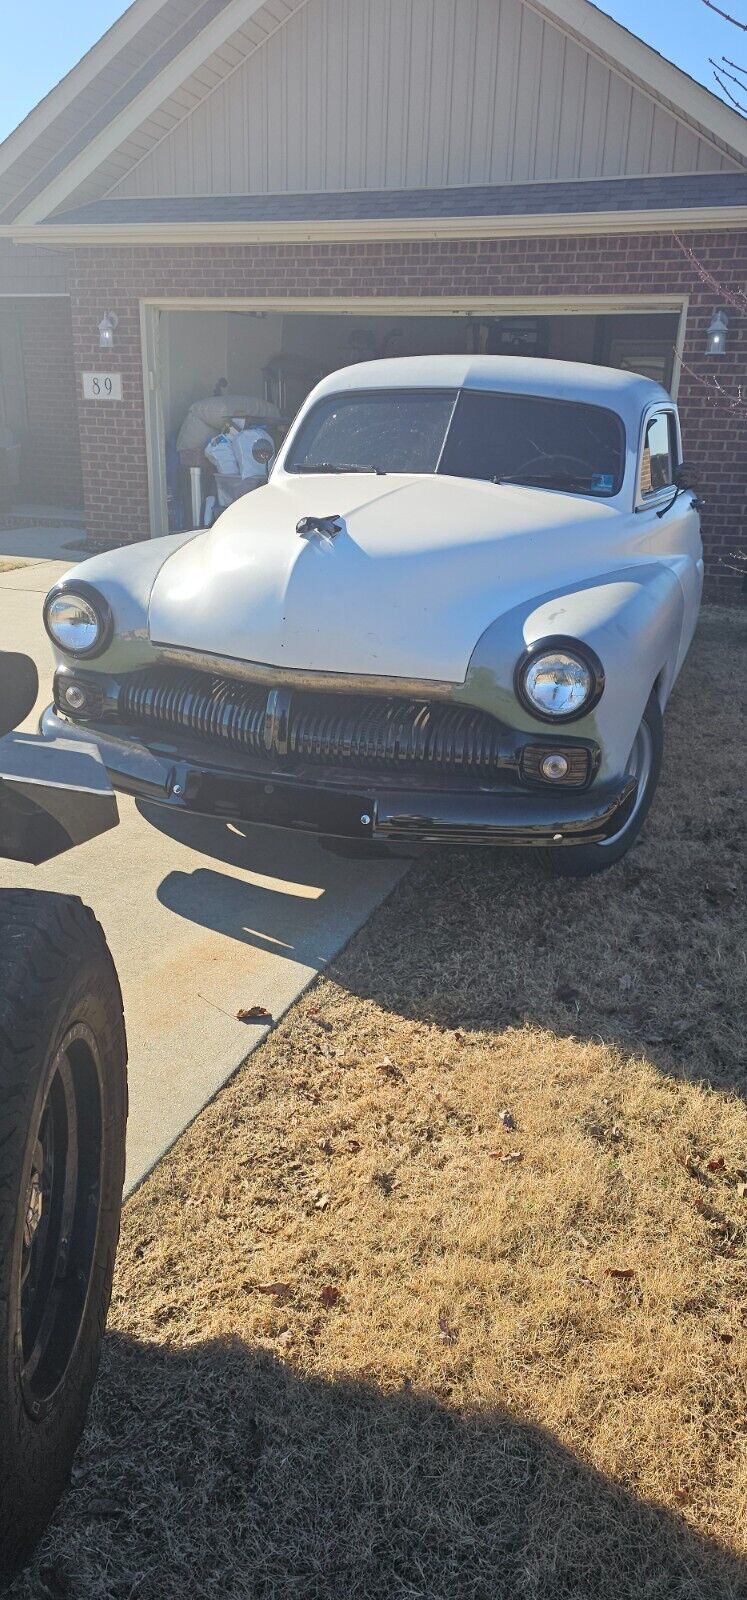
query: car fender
45 531 202 675
463 562 685 780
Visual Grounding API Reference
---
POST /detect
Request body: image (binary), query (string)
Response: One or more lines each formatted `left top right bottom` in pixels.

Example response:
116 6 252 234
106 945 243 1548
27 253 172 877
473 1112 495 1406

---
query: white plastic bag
204 430 240 475
233 426 275 480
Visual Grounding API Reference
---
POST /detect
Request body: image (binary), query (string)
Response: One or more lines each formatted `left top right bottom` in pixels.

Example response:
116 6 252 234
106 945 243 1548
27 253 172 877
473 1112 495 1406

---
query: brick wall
70 230 747 600
10 297 83 508
0 241 70 296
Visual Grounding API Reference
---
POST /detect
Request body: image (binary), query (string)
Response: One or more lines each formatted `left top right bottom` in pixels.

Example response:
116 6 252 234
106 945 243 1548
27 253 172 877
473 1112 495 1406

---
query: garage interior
158 305 681 535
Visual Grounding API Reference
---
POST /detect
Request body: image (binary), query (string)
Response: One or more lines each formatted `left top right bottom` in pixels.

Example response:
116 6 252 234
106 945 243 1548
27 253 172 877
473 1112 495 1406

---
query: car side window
640 411 675 497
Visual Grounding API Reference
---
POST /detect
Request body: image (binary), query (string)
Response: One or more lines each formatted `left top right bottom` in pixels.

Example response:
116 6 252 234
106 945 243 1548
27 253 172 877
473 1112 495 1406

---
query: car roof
310 354 672 425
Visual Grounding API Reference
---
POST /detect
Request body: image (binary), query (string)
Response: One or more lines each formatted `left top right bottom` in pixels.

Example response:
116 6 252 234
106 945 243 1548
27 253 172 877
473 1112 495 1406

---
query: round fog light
62 684 88 711
540 753 570 781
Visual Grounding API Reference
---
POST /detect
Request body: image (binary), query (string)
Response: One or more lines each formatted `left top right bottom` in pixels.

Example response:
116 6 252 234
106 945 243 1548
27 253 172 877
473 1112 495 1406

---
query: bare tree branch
701 0 747 29
674 234 747 314
678 351 747 410
712 67 747 109
710 55 747 90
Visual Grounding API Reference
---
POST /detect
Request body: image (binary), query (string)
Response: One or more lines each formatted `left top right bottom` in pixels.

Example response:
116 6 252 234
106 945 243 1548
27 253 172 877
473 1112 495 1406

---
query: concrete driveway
0 533 405 1190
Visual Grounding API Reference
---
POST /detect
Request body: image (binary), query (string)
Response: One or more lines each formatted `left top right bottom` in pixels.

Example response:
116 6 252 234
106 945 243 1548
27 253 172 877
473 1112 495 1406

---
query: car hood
148 473 622 684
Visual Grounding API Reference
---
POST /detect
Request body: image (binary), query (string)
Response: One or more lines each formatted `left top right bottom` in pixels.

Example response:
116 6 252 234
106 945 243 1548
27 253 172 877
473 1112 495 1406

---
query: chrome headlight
43 583 112 659
516 638 604 723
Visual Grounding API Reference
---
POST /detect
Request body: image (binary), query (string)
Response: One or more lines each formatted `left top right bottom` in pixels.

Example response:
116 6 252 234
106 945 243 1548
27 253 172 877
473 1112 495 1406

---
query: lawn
13 606 747 1600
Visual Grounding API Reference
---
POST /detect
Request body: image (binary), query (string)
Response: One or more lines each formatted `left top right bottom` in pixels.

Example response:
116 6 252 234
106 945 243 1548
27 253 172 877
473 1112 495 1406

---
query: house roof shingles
49 173 747 228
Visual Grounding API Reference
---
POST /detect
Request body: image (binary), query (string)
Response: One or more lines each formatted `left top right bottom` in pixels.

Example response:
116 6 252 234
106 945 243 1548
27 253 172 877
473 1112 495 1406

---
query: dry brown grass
13 606 747 1600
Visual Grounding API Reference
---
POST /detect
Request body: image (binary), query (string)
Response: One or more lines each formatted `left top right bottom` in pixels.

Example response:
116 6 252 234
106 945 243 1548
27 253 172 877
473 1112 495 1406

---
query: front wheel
542 693 663 878
0 892 127 1588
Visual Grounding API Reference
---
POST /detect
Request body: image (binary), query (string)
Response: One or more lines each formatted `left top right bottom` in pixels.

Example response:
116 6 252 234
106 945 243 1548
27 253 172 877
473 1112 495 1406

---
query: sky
0 0 744 147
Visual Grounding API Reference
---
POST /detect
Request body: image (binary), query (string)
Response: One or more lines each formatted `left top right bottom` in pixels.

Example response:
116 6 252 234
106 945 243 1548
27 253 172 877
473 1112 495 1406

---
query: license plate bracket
188 770 375 838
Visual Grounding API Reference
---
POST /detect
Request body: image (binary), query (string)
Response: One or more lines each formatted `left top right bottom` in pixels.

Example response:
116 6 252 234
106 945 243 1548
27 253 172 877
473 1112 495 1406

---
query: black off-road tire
0 892 127 1589
541 693 664 878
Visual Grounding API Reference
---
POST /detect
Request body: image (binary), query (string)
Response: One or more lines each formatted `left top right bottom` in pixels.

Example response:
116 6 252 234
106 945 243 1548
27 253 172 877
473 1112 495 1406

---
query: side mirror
674 462 699 493
0 651 38 739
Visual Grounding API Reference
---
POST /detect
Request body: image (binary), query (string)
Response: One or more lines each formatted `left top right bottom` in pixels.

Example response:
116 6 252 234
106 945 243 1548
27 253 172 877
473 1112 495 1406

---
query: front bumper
40 706 637 847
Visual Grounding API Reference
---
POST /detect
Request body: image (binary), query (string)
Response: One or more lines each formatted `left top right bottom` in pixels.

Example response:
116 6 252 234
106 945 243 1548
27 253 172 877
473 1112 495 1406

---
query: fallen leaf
372 1172 394 1196
237 1005 272 1022
704 877 736 909
276 1330 292 1349
499 1150 524 1164
438 1314 458 1346
254 1282 292 1299
500 1109 517 1131
319 1285 342 1308
718 1331 734 1344
738 1182 747 1200
607 1267 635 1281
673 1488 690 1505
347 1139 362 1153
84 1499 122 1519
315 1193 330 1210
707 1156 726 1173
377 1057 403 1081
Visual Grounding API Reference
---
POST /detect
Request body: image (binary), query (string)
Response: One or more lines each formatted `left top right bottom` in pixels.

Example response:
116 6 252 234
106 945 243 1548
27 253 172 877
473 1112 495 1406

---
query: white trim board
10 0 284 226
0 0 169 179
5 205 747 247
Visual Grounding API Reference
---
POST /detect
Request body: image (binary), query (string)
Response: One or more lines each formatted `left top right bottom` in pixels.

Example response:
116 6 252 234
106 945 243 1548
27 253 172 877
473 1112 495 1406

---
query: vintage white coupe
41 356 703 876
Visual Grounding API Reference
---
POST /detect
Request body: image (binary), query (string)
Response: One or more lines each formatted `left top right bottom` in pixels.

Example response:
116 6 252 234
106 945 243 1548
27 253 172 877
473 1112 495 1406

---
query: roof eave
3 206 747 247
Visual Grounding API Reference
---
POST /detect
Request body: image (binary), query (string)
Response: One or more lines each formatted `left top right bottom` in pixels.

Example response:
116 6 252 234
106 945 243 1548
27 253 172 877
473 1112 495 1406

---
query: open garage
151 299 684 535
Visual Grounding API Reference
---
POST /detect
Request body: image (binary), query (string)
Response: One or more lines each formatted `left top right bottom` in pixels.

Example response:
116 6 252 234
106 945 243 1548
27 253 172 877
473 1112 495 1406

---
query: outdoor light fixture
98 311 119 350
706 309 728 357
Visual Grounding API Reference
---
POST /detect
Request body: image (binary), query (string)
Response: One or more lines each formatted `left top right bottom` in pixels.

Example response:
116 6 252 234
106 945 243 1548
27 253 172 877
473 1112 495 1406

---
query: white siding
111 0 739 198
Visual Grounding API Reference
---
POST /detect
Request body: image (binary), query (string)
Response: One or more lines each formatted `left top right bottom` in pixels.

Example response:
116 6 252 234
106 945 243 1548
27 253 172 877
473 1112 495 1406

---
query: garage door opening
145 302 684 536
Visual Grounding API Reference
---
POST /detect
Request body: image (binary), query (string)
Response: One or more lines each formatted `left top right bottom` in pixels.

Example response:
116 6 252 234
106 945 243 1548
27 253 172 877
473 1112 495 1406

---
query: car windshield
285 387 625 496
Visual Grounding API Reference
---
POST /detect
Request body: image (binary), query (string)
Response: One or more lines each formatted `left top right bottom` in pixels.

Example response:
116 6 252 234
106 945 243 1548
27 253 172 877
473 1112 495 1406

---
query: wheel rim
598 717 654 849
16 1025 103 1420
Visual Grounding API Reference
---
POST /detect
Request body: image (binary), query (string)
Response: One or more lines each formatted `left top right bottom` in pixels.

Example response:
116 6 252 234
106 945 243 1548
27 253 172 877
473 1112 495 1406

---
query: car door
631 406 703 676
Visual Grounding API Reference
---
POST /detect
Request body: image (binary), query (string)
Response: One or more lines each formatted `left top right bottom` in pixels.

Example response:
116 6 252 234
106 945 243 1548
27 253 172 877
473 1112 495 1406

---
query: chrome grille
120 670 267 754
118 667 508 775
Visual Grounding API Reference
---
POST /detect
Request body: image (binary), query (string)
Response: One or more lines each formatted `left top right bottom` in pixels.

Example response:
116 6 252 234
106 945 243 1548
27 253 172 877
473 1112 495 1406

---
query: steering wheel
511 452 592 478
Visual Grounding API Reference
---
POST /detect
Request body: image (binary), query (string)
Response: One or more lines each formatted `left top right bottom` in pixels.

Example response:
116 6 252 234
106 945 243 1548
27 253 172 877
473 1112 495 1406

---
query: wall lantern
706 309 728 357
98 312 119 351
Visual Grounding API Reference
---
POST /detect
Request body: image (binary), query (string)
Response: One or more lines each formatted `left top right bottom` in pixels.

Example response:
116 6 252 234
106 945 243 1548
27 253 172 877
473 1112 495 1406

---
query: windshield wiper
493 471 592 491
292 463 387 475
